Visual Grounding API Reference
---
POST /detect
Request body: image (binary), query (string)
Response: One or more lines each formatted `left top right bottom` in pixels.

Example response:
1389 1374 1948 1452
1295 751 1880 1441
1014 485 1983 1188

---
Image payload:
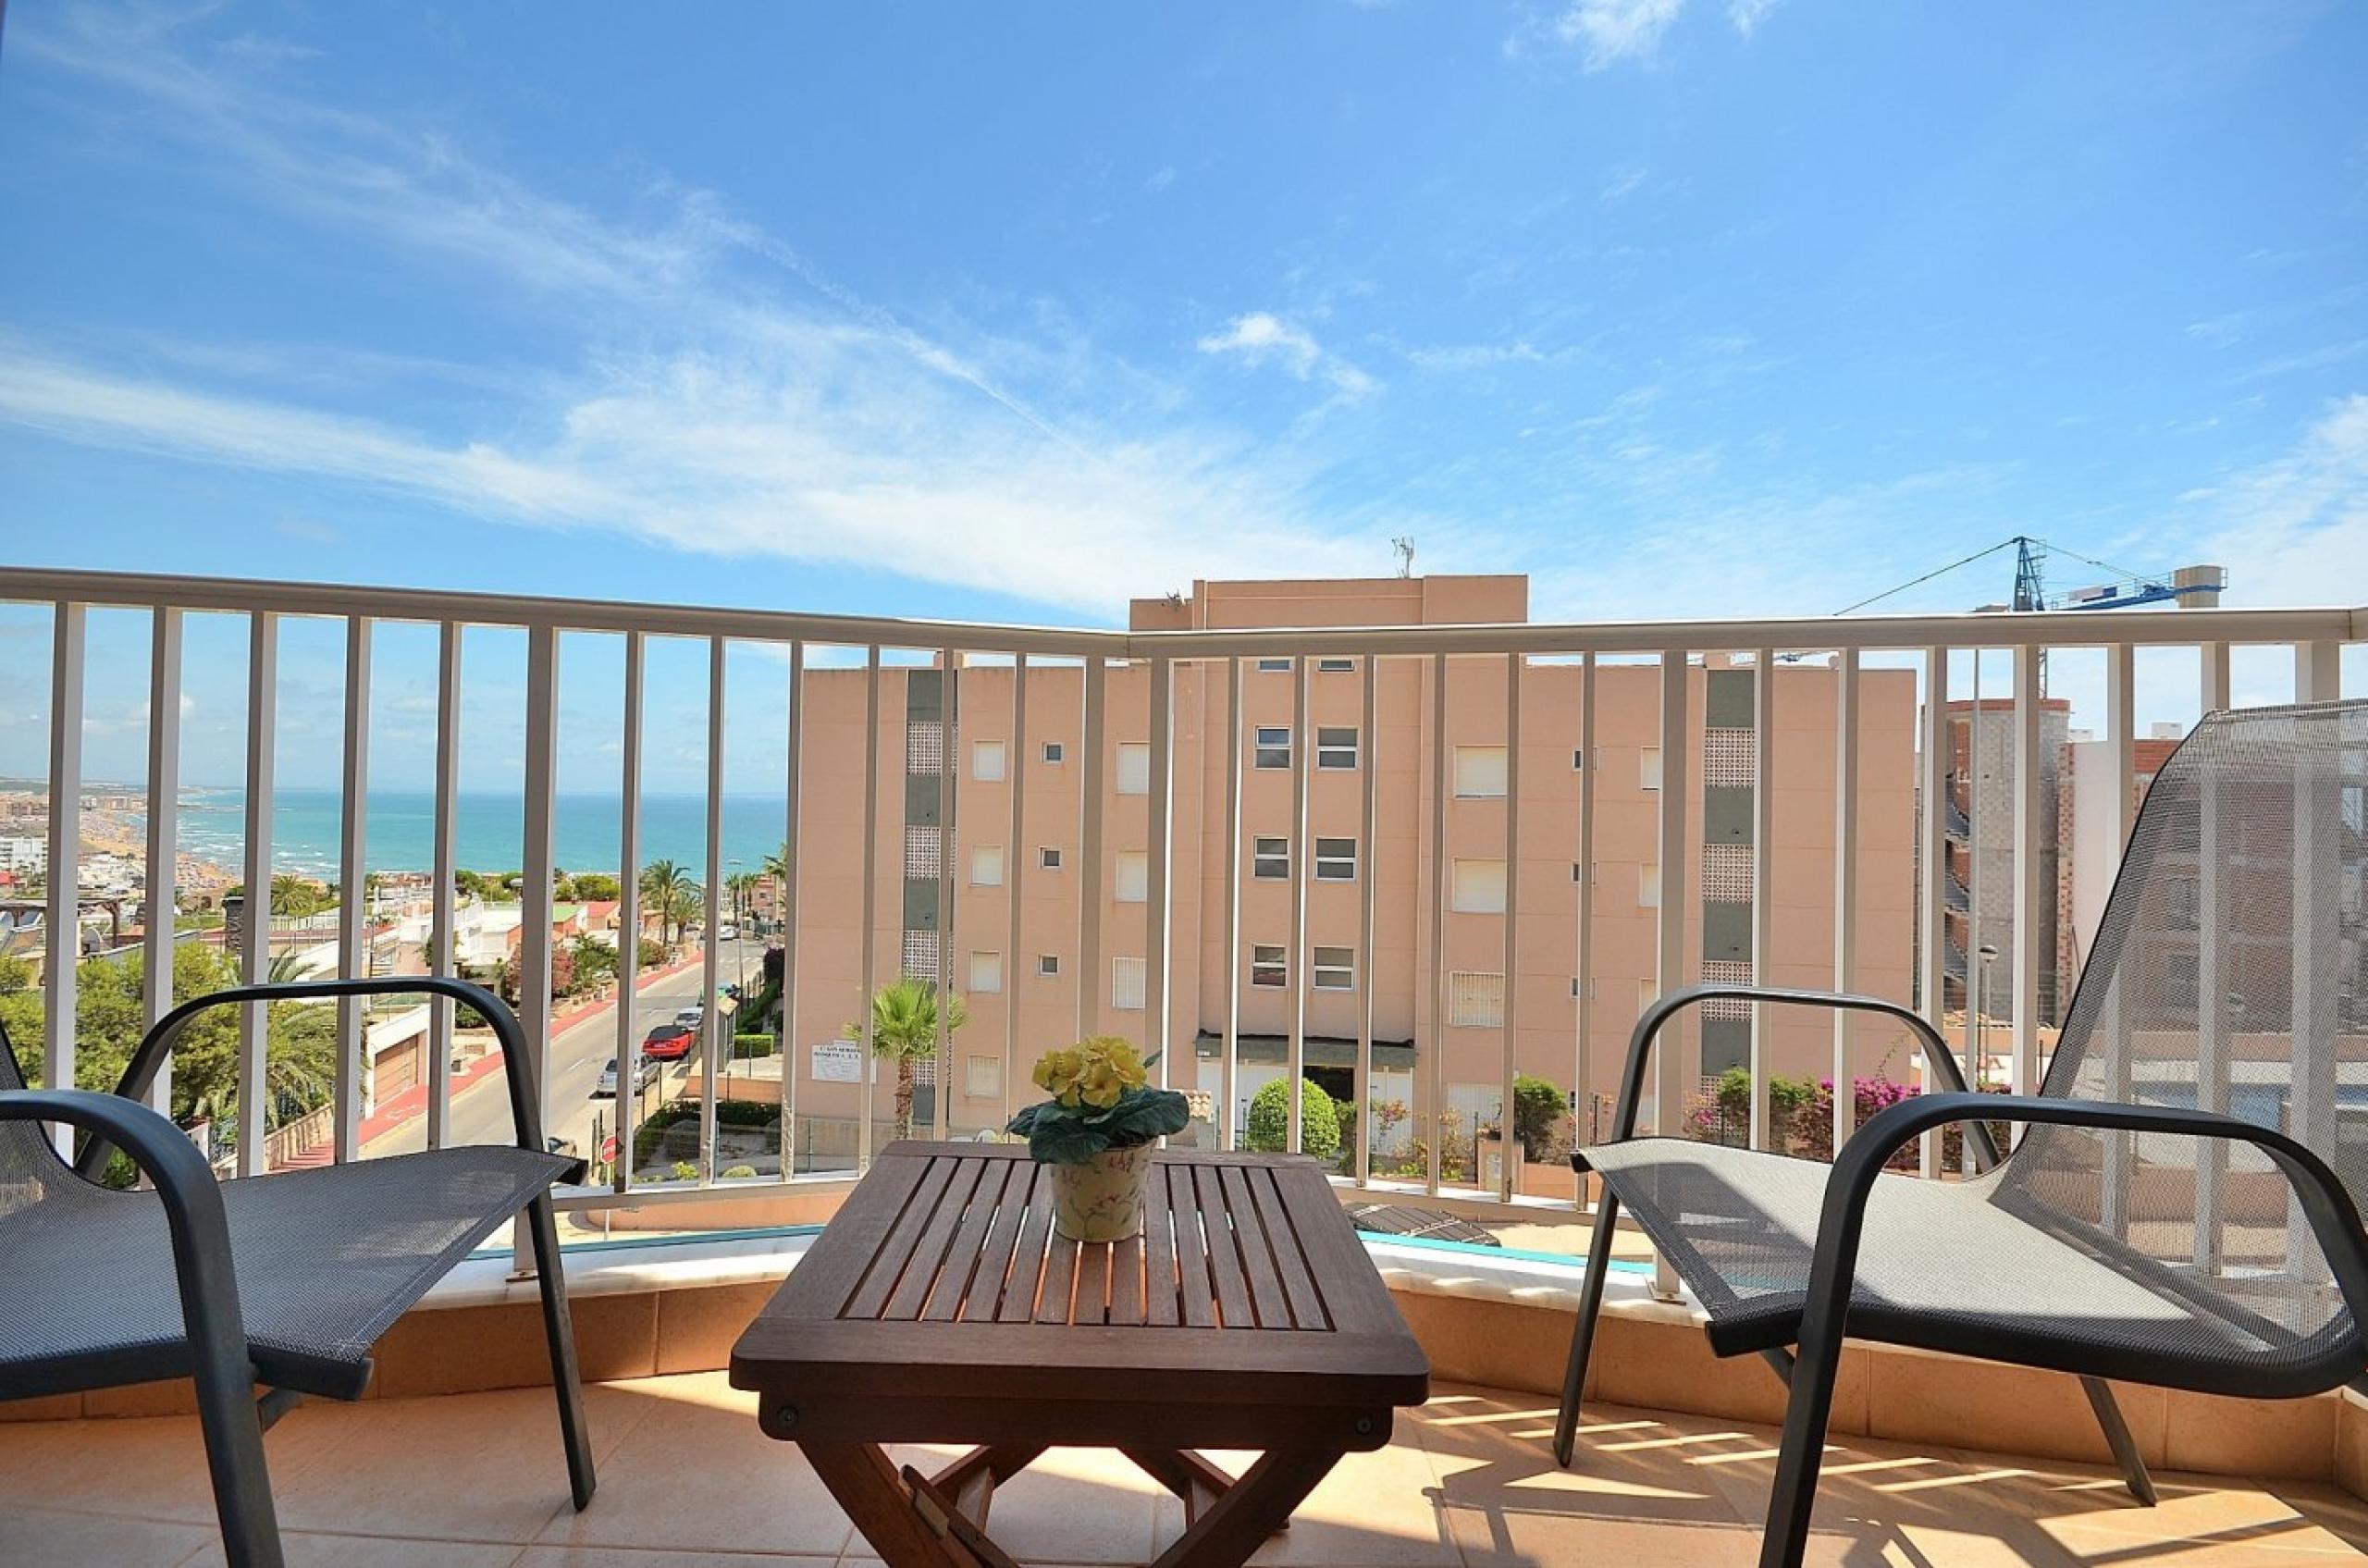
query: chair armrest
1592 985 1994 1168
87 976 544 1180
1807 1093 2368 1359
0 1089 256 1386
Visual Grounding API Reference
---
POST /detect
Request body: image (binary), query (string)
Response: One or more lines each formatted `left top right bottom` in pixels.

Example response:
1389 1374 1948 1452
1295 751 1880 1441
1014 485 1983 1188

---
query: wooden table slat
1268 1161 1395 1335
995 1171 1058 1323
927 1158 1027 1323
1195 1164 1255 1329
1108 1234 1144 1326
1141 1168 1180 1327
958 1159 1038 1324
1167 1164 1215 1327
1218 1164 1290 1329
1072 1239 1111 1326
842 1154 960 1321
1250 1167 1330 1330
884 1154 990 1321
1035 1226 1082 1326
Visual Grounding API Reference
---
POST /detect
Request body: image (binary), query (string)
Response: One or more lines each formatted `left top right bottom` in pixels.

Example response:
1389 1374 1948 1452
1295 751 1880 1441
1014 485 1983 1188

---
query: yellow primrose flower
1080 1059 1128 1108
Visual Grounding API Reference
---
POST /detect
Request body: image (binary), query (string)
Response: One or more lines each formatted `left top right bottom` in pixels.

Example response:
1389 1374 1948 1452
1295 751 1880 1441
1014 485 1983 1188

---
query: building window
1571 860 1585 883
1254 726 1292 770
1252 836 1289 880
1040 846 1063 870
1251 944 1287 988
1255 658 1292 673
971 739 1006 782
904 825 942 879
1705 729 1754 787
1116 742 1151 796
906 720 944 775
1451 858 1507 914
1449 971 1506 1028
1038 954 1061 978
1572 748 1585 771
1701 958 1753 1019
1314 837 1357 881
1113 956 1147 1010
966 1055 1002 1099
968 951 1004 994
1316 726 1359 770
1042 741 1065 764
1115 851 1148 903
1640 747 1663 791
1700 842 1753 901
1639 863 1661 908
969 846 1005 887
1314 945 1355 991
1316 657 1356 674
1454 746 1508 797
1571 976 1589 999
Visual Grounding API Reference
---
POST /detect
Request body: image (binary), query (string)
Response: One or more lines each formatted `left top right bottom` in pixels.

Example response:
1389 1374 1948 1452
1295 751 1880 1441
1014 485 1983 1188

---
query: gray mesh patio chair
0 976 595 1568
1552 699 2368 1568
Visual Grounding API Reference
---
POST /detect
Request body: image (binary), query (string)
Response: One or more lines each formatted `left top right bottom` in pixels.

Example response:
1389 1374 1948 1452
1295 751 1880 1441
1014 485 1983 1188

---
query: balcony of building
1 567 2363 1565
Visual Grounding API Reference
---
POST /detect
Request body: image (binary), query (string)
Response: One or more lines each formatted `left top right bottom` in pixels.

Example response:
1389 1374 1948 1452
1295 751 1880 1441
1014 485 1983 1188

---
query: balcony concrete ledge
5 1227 2359 1502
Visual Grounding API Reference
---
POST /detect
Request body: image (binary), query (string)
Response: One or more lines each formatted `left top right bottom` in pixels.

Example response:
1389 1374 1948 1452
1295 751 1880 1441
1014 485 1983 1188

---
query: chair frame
1551 982 2368 1568
0 976 595 1568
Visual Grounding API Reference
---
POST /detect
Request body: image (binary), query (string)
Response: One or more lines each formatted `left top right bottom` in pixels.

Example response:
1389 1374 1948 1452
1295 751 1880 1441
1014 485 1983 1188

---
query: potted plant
1007 1036 1190 1241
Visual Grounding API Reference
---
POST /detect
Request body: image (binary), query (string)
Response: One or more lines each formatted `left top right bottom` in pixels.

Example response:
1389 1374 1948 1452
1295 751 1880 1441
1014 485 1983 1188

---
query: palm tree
843 976 968 1140
725 870 761 930
761 840 793 930
639 859 693 945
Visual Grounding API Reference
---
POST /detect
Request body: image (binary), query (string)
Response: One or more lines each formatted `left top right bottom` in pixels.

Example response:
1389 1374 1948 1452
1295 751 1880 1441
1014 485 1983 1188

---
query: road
367 937 768 1163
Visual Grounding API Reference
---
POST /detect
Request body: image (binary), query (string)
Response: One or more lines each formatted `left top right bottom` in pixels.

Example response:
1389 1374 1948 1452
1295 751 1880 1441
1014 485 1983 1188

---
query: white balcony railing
3 567 2360 1281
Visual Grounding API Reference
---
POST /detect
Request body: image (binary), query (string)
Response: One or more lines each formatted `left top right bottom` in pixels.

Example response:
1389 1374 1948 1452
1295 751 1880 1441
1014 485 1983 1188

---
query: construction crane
1835 537 2226 619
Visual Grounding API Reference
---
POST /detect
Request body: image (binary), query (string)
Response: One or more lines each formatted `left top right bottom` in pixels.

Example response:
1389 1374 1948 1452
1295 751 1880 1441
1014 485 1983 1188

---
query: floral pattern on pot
1050 1143 1151 1241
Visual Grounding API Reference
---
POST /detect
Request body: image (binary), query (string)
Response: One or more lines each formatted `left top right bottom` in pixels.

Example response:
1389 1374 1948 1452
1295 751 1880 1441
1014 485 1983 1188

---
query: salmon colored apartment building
771 574 1918 1181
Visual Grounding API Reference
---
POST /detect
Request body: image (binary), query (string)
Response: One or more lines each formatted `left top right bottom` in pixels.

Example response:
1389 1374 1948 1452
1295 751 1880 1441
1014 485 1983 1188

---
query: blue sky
2 0 2363 792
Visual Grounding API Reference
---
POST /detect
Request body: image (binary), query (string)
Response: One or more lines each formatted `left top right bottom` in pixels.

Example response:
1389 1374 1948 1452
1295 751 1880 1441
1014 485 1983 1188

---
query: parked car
590 1056 662 1098
641 1023 698 1062
672 1006 705 1031
718 923 738 941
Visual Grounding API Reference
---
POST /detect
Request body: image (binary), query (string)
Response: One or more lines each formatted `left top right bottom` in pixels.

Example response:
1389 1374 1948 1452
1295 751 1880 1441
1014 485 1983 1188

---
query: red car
641 1023 697 1062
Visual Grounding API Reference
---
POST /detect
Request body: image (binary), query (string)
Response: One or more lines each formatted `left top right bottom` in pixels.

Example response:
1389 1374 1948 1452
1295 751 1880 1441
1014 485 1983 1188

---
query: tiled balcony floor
5 1373 2366 1567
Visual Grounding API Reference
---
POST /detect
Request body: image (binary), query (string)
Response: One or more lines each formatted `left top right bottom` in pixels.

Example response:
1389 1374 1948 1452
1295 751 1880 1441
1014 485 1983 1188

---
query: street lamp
1975 943 2000 1092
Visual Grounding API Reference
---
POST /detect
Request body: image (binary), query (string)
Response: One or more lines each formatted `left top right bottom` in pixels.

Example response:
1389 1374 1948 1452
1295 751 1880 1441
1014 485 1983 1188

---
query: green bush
722 1164 758 1179
1511 1073 1569 1159
1245 1077 1341 1161
670 1160 700 1181
731 1033 778 1060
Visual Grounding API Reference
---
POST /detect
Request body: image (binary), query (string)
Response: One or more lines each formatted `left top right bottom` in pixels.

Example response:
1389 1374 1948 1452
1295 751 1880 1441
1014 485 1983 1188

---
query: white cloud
1599 165 1649 202
1144 165 1177 193
1403 341 1548 371
2183 394 2368 607
1196 313 1379 401
1727 0 1780 38
0 10 1392 617
1550 0 1685 69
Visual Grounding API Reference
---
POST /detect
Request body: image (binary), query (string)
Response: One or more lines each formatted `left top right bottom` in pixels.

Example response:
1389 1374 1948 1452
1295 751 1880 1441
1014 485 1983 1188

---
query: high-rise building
771 575 1918 1173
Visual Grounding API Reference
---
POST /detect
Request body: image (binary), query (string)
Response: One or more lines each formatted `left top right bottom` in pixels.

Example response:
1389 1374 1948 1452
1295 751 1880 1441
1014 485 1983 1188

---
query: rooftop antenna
1390 536 1415 578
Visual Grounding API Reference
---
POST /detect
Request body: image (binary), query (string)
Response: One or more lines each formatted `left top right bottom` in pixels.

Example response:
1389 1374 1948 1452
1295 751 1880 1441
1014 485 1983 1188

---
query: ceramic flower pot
1048 1144 1150 1242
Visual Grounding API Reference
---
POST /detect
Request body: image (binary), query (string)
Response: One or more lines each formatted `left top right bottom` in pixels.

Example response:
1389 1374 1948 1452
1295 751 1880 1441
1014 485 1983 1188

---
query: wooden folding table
730 1142 1430 1568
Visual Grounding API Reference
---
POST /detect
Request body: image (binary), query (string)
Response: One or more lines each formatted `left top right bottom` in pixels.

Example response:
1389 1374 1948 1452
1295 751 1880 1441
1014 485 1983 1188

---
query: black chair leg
1758 1312 1846 1567
193 1356 284 1568
525 1191 598 1510
2079 1376 2157 1506
1552 1187 1622 1467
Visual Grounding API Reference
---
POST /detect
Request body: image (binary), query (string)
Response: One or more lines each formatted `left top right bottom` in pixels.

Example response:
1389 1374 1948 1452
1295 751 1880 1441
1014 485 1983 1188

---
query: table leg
1147 1446 1348 1568
803 1441 976 1568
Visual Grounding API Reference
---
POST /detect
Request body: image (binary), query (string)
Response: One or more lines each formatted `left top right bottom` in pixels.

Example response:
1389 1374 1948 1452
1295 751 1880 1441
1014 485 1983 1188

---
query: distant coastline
166 789 794 880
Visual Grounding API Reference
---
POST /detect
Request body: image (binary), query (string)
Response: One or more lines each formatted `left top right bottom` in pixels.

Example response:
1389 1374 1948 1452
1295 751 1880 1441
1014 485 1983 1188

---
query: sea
171 788 793 880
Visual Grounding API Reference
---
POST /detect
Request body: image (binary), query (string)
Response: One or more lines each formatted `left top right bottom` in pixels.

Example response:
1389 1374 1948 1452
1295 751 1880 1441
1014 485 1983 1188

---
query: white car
672 1006 705 1031
718 923 738 941
590 1056 661 1098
